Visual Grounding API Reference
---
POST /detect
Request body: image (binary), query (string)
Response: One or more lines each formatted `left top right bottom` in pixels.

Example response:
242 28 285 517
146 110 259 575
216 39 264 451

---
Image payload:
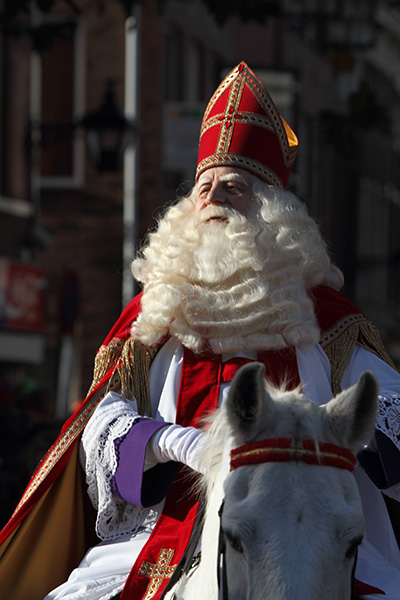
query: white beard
131 199 322 354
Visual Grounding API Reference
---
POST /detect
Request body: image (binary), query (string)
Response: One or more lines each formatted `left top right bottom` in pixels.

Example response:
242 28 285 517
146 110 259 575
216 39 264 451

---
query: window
39 21 84 186
165 25 184 102
185 40 205 102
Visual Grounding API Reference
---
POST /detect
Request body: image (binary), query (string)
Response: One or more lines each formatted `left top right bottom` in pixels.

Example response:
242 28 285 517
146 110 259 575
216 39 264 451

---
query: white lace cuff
375 394 400 501
376 394 400 451
80 392 159 540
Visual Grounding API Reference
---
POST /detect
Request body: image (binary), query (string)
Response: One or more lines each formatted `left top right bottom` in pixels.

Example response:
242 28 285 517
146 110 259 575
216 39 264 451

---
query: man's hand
145 424 207 473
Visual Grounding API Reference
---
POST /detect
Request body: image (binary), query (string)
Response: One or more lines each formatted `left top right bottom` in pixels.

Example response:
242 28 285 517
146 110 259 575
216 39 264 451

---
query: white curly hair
130 176 343 354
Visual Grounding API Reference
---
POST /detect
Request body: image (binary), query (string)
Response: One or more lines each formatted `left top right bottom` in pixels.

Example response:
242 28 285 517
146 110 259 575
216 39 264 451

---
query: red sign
0 259 45 332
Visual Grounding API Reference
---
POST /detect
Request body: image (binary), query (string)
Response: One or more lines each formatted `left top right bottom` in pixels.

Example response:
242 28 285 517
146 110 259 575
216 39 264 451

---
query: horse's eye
345 535 363 559
225 530 243 553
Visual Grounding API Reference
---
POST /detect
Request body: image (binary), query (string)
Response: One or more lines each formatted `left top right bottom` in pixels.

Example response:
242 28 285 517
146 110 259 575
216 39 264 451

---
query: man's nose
206 184 227 205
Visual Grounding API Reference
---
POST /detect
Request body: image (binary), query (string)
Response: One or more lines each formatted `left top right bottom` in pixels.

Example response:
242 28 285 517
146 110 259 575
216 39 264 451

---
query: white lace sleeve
376 393 400 501
80 391 158 540
377 393 400 450
332 346 400 501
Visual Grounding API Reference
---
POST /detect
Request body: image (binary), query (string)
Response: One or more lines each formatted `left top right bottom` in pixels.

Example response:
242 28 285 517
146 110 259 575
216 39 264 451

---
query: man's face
195 166 254 218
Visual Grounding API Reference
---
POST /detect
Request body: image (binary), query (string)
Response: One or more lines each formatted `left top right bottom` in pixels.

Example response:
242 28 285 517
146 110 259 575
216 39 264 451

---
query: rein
217 437 357 600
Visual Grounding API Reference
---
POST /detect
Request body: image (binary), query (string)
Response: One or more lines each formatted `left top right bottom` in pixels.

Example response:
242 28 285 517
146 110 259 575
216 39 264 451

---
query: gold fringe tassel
358 320 396 371
115 338 154 416
323 327 358 396
87 341 125 396
323 320 397 396
87 337 156 417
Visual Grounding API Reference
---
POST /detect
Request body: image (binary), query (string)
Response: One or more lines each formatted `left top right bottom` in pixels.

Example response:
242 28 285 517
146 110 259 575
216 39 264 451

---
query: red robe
0 286 391 599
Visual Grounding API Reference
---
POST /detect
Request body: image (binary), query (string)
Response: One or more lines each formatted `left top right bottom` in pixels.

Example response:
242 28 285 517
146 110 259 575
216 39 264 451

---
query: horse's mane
195 382 326 503
195 407 233 502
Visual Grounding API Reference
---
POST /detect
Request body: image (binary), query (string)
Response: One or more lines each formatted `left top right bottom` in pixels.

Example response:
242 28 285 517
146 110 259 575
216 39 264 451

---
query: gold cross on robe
138 548 178 600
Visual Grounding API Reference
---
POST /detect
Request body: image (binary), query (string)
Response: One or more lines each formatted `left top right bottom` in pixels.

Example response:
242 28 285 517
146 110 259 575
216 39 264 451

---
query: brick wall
33 0 169 398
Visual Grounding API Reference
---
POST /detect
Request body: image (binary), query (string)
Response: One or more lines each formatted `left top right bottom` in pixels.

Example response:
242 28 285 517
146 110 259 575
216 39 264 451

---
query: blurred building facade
1 0 400 424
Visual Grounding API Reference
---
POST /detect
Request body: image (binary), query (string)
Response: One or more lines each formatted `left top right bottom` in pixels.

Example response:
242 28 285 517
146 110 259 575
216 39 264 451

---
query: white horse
168 362 378 600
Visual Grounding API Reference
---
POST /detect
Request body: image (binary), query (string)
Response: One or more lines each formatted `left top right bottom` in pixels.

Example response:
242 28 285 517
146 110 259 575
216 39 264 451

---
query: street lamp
81 80 137 172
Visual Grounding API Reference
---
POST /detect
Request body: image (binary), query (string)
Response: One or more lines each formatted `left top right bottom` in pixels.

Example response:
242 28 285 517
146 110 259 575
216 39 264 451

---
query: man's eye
225 183 244 194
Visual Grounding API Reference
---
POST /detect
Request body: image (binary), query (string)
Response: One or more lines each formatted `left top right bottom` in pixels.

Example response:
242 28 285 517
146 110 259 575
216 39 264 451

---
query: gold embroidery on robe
88 337 158 416
320 314 396 395
138 548 177 600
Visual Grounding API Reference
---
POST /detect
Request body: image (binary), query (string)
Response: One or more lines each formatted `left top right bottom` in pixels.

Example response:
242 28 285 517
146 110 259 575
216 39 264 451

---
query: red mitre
196 62 298 189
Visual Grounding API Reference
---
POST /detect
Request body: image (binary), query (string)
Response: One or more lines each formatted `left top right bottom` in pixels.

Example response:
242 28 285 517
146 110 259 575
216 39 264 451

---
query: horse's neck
182 445 231 599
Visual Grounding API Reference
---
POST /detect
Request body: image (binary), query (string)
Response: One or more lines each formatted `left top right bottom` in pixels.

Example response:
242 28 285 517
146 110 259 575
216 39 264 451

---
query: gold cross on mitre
138 548 178 600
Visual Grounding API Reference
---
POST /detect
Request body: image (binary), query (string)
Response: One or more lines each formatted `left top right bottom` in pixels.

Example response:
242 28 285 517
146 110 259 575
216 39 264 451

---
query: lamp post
123 5 140 308
81 80 137 172
54 81 138 416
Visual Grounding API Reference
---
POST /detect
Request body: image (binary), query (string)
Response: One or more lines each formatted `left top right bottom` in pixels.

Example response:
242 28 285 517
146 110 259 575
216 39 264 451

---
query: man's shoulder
309 285 366 334
101 292 143 346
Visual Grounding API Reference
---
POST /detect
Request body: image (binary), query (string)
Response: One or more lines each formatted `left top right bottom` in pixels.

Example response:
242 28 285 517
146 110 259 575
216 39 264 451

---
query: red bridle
215 437 359 600
230 437 357 472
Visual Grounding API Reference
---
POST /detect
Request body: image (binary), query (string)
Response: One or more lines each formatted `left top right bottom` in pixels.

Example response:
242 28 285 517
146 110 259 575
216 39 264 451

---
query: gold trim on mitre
195 62 298 189
282 115 298 165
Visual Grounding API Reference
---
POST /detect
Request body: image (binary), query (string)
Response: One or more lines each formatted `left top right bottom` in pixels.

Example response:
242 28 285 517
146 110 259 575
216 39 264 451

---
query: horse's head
218 363 378 600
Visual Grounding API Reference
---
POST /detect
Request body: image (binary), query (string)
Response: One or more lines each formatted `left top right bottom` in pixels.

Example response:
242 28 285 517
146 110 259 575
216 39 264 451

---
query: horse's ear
324 371 378 452
227 362 274 442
